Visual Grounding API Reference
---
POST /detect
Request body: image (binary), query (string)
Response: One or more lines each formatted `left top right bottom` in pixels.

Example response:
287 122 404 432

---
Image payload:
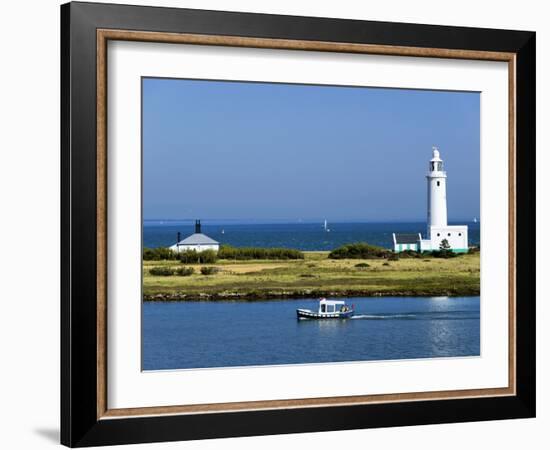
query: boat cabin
296 297 354 319
319 298 347 314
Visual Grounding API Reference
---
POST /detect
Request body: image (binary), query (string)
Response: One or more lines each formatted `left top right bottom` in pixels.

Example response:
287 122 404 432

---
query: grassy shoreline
143 251 480 301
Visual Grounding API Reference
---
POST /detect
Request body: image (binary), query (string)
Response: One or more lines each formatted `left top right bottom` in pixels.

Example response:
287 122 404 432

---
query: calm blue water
144 221 480 251
142 296 480 370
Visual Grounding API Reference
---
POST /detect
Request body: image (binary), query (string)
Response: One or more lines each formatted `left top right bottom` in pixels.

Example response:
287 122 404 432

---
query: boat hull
296 308 354 320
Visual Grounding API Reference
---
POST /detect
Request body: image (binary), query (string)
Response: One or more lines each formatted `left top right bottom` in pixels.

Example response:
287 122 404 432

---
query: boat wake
351 314 418 320
351 312 478 320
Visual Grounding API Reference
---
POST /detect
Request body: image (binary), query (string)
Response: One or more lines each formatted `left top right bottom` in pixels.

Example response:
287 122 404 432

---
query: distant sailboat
221 229 225 234
473 217 478 223
324 219 331 232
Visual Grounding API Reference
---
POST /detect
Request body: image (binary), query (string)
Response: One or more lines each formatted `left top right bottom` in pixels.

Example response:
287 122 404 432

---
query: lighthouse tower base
419 225 469 253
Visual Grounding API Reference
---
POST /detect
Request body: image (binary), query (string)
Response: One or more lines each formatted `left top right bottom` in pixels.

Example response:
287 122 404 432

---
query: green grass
143 251 480 301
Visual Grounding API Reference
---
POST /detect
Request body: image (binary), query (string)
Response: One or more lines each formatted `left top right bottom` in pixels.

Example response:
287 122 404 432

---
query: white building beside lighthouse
393 147 469 253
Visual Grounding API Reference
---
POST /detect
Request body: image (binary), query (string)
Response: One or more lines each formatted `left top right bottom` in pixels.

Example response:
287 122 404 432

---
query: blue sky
143 78 480 222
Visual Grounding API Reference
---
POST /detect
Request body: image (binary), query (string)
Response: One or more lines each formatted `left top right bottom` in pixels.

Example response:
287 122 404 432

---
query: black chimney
195 220 201 234
177 232 181 243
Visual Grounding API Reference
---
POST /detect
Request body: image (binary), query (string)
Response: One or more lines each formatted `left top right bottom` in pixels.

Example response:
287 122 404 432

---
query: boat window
321 304 325 313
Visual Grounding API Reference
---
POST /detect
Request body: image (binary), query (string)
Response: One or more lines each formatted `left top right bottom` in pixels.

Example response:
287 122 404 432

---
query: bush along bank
149 266 196 276
329 241 479 260
328 242 391 259
144 246 304 262
217 245 304 260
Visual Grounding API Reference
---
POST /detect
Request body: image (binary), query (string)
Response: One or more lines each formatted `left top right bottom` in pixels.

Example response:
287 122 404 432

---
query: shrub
178 251 199 264
175 267 194 276
439 239 451 251
217 245 304 260
200 266 219 275
143 247 178 261
355 262 370 268
382 262 390 266
179 249 218 264
388 253 399 261
399 250 421 258
299 274 315 278
430 239 456 258
431 249 458 259
329 242 390 259
149 266 174 276
143 248 158 260
198 249 218 263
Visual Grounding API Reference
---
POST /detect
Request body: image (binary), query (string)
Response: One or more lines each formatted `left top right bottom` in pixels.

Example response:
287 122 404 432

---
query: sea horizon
143 220 480 251
144 218 480 225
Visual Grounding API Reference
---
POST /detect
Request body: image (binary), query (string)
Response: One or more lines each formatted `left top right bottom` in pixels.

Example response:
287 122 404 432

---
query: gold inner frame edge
96 29 517 420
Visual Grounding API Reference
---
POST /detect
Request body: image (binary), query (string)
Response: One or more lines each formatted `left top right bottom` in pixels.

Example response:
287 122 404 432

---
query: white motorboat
297 298 354 320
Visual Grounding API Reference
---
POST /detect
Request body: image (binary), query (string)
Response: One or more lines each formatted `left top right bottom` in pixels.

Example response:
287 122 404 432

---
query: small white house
393 233 422 252
169 220 220 253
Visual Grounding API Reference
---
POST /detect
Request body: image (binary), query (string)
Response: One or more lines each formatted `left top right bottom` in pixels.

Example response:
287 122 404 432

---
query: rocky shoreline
143 287 480 302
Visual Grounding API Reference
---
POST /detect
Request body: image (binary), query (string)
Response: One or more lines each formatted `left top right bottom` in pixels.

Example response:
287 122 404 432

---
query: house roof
394 233 420 244
176 233 219 246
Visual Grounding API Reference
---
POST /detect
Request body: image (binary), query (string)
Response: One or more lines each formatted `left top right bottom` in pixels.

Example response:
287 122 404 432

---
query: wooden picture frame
61 1 535 447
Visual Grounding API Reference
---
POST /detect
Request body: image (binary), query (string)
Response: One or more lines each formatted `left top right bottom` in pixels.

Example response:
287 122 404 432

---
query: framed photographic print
61 1 536 447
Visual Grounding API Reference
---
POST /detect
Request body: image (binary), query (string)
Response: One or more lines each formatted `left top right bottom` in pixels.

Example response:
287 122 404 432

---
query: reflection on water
142 296 480 370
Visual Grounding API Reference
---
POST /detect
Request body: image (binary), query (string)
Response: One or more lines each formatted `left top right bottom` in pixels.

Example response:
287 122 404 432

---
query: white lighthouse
419 148 469 253
393 147 469 253
427 147 448 230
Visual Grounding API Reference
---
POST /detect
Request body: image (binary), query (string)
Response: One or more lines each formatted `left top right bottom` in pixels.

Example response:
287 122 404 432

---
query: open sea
143 220 480 250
